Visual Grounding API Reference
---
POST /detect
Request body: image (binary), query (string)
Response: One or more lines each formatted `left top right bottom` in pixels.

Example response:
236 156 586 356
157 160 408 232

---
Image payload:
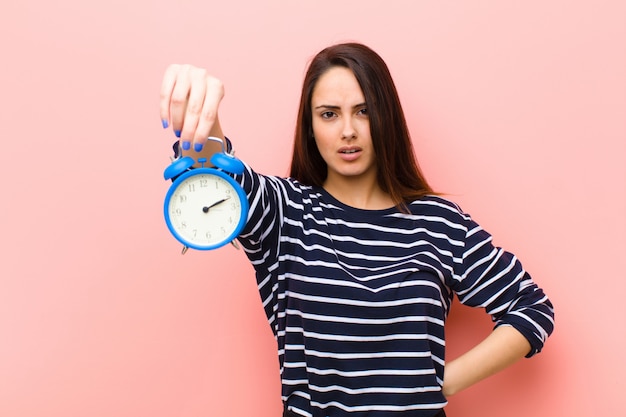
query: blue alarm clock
163 137 249 253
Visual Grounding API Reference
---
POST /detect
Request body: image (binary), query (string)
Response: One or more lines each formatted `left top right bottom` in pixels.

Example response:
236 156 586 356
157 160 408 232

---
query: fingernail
181 141 191 151
174 130 181 138
194 143 204 152
161 119 169 129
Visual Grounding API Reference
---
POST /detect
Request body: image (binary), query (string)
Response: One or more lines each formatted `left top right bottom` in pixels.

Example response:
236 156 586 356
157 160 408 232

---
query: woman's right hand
159 64 225 153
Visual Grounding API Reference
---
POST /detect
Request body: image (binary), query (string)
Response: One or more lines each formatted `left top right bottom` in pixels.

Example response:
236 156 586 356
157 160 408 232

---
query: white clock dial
166 172 244 248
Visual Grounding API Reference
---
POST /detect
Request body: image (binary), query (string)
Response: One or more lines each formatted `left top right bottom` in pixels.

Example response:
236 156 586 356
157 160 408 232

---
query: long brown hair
289 43 434 208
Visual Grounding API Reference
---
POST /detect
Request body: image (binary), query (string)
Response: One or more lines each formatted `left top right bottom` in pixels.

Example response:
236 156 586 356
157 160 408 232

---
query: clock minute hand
202 196 231 213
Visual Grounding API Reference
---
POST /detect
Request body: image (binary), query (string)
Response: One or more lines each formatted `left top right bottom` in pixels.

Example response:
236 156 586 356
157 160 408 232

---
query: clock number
179 195 187 203
200 179 208 188
188 184 196 192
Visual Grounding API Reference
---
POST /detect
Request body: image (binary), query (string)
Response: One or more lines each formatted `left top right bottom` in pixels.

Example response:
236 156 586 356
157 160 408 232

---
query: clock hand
202 196 231 213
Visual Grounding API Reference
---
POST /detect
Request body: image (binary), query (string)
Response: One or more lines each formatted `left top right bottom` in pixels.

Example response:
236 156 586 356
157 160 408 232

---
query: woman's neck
323 174 394 210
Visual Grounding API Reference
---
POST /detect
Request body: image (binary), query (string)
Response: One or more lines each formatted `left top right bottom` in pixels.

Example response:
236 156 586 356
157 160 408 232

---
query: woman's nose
341 118 357 139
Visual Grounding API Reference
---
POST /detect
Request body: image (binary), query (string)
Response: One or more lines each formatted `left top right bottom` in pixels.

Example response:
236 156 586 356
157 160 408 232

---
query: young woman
160 43 554 417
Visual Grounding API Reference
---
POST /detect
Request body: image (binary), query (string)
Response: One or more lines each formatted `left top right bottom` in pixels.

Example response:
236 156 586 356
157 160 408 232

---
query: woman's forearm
442 325 531 397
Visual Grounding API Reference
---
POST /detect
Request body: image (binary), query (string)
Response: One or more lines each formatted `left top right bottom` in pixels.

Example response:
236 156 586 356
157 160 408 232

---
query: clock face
164 169 248 250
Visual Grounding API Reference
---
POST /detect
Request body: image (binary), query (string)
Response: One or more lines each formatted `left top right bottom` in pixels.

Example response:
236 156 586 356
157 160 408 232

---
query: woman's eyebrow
314 102 367 110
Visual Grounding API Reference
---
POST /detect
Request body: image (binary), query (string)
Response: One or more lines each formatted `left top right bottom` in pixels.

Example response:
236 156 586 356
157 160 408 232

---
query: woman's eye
358 107 368 116
321 111 335 119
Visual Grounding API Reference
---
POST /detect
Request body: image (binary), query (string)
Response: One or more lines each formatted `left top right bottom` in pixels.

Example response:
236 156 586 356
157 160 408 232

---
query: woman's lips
338 146 362 161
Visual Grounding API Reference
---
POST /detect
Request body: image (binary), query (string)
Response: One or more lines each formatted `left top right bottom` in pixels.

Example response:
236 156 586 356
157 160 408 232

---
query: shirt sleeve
235 162 286 259
450 216 555 357
232 162 290 329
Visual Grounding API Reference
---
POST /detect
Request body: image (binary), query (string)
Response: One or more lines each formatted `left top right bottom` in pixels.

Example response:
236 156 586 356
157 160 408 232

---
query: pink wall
1 1 625 416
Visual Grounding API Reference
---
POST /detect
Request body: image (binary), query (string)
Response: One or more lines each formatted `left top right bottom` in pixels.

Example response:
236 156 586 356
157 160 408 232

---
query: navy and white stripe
235 163 554 417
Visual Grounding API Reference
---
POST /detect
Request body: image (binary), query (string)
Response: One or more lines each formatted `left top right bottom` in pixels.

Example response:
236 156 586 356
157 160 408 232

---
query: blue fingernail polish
174 130 181 138
182 141 191 151
161 119 169 129
194 143 204 152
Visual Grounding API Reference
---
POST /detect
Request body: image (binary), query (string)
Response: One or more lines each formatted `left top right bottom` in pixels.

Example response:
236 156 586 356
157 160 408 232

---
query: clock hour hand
202 196 231 213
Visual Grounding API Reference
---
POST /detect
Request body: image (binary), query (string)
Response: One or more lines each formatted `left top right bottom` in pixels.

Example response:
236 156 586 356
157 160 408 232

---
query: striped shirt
234 163 554 417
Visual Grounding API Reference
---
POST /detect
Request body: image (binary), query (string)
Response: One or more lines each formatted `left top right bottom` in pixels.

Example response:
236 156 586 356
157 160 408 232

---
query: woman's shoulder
410 195 465 214
407 195 474 226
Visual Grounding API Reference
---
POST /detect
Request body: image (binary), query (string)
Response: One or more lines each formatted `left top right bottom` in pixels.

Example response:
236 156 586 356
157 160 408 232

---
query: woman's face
310 66 376 187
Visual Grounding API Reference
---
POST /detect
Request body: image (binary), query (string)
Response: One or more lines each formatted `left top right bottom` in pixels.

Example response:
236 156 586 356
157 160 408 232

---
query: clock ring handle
206 136 228 154
207 136 245 175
